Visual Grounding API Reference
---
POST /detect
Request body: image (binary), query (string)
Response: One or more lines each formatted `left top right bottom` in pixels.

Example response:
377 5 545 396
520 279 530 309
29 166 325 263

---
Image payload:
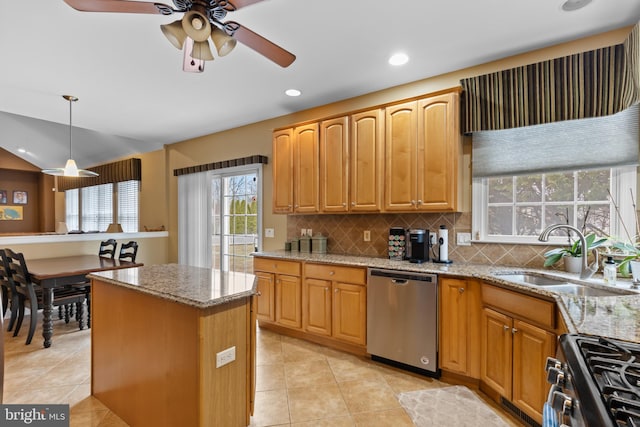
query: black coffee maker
407 229 430 263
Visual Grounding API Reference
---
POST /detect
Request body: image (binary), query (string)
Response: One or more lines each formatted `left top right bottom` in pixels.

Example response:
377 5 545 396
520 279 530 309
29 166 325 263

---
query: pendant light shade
191 40 215 61
42 95 98 178
182 10 211 42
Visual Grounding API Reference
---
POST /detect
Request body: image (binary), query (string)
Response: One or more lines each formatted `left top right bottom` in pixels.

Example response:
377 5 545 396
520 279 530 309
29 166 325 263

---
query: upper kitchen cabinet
350 109 383 212
319 110 383 213
384 90 462 212
272 124 320 214
272 129 294 213
294 123 320 213
320 117 349 212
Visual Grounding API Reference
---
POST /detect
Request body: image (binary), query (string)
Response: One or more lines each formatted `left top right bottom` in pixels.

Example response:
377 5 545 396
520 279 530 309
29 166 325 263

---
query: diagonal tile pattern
3 311 523 426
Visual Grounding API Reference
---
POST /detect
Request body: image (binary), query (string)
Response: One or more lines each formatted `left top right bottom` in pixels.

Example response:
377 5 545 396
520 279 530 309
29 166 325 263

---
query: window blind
81 184 113 232
118 180 139 232
65 189 79 231
472 103 640 178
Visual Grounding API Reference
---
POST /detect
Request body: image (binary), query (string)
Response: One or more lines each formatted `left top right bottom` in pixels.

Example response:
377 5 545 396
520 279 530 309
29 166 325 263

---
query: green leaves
542 233 608 267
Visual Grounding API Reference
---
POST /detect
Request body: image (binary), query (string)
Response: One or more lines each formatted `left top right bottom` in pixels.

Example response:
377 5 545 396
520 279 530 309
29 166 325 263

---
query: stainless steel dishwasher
367 268 438 376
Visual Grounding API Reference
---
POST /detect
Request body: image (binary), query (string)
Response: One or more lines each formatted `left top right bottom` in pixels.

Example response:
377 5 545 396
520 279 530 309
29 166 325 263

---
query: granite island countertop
254 250 640 343
88 264 256 309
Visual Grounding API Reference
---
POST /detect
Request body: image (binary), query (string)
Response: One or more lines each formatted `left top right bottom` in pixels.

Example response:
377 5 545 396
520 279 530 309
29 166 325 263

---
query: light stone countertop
88 264 256 309
254 250 640 344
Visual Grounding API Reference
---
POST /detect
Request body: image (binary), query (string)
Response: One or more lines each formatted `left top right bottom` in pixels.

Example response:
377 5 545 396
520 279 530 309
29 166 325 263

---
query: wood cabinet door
481 307 513 399
272 129 294 213
303 278 332 336
294 123 319 213
417 92 459 211
439 278 469 374
384 100 417 211
255 272 275 322
512 319 556 425
350 109 383 212
332 282 366 346
275 274 302 329
320 117 349 212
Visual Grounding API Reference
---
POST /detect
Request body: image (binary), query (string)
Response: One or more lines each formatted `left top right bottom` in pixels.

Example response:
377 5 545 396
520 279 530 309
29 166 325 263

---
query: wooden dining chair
0 249 19 332
99 239 117 259
118 241 138 263
4 248 89 345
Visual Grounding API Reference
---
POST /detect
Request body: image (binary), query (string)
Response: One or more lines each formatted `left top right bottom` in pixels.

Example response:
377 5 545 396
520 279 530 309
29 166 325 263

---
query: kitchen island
88 264 257 427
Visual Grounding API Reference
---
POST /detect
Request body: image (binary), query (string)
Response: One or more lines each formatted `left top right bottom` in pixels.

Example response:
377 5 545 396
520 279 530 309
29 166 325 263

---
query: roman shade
57 158 141 191
173 155 268 176
461 22 640 134
472 103 639 178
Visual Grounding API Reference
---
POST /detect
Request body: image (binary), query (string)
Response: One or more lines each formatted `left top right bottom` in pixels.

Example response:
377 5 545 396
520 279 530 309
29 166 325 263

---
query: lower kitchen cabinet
253 257 302 329
439 277 481 378
480 284 557 425
303 263 367 347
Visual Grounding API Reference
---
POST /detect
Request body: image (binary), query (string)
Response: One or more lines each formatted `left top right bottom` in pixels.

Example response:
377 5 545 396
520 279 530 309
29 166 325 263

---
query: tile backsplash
287 212 555 269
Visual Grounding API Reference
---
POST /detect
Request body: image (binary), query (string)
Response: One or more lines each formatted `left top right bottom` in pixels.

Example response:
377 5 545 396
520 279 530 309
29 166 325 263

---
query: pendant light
42 95 98 178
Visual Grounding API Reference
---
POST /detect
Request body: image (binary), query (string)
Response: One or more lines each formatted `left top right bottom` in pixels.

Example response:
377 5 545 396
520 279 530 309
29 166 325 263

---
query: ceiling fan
63 0 296 71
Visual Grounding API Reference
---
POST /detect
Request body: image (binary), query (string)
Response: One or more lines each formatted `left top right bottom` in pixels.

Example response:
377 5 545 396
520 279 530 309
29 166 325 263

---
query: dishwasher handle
391 279 409 285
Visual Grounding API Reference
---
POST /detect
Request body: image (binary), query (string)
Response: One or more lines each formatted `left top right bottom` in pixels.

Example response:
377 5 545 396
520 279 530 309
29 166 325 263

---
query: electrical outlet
306 228 313 237
457 232 472 246
363 230 371 242
301 229 307 237
265 228 275 238
216 346 236 368
429 232 437 246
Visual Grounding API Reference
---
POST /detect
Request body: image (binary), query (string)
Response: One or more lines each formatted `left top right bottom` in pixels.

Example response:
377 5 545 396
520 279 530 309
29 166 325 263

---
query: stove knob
551 390 573 416
547 366 566 386
545 357 562 371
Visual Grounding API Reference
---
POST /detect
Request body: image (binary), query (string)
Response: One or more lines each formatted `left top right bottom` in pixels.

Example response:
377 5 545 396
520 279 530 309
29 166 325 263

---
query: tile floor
3 311 522 426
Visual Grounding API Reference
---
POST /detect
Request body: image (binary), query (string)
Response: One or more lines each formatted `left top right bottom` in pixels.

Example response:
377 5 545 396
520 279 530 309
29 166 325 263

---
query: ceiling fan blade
63 0 173 15
226 22 295 68
227 0 267 10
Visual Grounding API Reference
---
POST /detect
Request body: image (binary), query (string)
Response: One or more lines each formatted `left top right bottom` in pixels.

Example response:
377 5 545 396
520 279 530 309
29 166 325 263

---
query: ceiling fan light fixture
182 10 211 42
42 95 98 178
160 20 187 49
211 27 236 57
191 40 215 61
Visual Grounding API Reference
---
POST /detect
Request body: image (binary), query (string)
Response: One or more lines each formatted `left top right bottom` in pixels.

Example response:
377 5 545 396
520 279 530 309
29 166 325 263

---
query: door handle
391 279 408 285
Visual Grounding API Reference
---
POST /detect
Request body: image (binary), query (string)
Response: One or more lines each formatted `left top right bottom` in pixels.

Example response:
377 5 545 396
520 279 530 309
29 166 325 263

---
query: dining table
27 255 142 348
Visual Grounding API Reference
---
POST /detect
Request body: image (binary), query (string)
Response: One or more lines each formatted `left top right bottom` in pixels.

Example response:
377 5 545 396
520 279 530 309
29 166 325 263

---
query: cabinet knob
295 204 299 208
342 203 346 207
512 328 518 334
334 289 339 293
325 287 329 292
458 287 465 294
503 325 509 332
411 200 416 205
351 202 356 206
417 199 423 205
329 271 335 276
256 291 262 297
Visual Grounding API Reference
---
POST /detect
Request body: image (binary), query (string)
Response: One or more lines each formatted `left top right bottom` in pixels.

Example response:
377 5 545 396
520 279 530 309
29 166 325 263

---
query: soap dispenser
603 256 616 286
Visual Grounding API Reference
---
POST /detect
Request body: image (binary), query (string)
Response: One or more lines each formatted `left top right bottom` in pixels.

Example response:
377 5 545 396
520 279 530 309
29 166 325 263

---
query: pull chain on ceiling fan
63 0 296 72
42 95 99 178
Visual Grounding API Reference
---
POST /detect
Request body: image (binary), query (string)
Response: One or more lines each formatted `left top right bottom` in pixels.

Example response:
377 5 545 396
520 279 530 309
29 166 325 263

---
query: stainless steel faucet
538 224 599 279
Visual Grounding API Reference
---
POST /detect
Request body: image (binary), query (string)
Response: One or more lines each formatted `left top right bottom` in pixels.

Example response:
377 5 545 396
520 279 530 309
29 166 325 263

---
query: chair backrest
0 249 16 294
119 241 138 263
99 239 117 259
3 248 38 302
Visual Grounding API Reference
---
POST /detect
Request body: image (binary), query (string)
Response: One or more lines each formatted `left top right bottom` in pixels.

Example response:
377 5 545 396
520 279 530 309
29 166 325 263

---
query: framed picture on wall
13 190 27 205
0 190 6 204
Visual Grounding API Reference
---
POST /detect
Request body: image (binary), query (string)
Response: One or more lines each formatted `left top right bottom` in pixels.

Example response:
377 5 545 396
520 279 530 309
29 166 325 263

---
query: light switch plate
265 228 275 238
457 232 472 246
363 230 371 242
216 346 236 368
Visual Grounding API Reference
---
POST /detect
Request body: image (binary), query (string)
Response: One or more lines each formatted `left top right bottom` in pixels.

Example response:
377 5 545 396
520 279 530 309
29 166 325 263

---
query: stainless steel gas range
545 333 640 427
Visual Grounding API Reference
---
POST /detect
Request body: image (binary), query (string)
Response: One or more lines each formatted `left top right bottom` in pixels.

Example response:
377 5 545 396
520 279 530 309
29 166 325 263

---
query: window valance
461 22 640 133
173 155 268 177
58 158 141 191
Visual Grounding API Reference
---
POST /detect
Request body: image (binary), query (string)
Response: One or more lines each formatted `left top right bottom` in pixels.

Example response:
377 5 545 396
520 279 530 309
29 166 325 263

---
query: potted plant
611 239 640 280
543 232 608 273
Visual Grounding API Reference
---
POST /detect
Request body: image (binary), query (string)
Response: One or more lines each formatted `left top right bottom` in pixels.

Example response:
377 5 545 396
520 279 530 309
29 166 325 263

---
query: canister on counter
284 241 292 251
290 238 299 252
299 236 311 253
311 233 327 254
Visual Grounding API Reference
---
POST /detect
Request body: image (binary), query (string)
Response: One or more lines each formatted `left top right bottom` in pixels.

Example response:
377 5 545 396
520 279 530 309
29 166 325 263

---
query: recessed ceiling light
17 148 26 153
285 89 301 97
562 0 592 11
389 52 409 66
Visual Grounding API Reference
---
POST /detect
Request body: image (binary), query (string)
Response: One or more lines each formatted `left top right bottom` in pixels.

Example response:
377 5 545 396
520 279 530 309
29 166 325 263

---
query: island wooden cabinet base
91 279 254 427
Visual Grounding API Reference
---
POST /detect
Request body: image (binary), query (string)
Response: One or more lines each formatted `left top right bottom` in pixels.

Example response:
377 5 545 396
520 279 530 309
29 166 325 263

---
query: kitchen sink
493 272 638 296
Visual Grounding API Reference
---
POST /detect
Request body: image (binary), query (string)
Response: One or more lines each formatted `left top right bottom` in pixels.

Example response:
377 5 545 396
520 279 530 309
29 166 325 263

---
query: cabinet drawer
304 263 366 285
254 258 301 276
482 284 555 329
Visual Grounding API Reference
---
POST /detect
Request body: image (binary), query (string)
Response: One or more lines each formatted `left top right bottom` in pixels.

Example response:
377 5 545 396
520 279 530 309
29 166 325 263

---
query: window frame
472 166 637 245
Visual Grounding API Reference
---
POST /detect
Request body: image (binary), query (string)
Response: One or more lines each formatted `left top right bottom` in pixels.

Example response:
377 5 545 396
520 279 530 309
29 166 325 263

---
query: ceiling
2 0 640 170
